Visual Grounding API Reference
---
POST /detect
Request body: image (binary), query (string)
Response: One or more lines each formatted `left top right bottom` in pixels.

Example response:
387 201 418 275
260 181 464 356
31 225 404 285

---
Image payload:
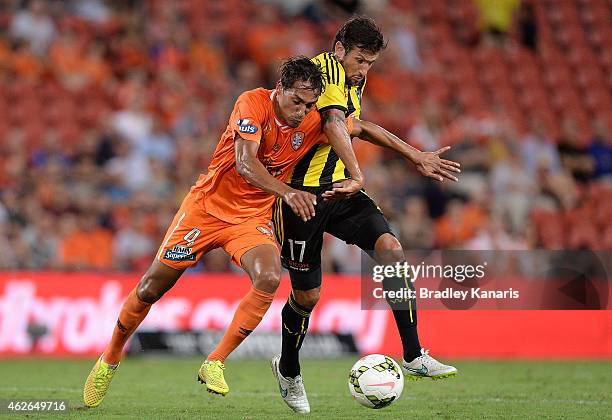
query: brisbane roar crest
292 131 305 150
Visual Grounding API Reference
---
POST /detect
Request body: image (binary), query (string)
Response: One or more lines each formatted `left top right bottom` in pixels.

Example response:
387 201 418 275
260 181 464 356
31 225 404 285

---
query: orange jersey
194 88 350 224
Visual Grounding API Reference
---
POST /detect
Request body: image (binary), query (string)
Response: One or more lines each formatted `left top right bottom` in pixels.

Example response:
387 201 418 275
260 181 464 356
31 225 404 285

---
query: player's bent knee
137 275 164 304
137 262 182 303
253 269 281 293
294 288 320 309
375 234 405 265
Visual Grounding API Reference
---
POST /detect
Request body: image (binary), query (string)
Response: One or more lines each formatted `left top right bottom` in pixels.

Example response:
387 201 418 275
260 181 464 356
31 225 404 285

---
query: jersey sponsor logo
292 131 304 150
164 245 195 261
285 259 311 271
236 118 258 134
172 245 192 255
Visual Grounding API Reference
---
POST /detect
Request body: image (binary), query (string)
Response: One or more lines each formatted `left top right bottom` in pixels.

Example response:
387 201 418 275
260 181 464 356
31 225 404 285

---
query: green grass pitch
0 357 610 419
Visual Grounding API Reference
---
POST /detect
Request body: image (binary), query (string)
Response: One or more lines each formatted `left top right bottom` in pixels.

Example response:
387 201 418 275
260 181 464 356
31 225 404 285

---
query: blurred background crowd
0 0 610 272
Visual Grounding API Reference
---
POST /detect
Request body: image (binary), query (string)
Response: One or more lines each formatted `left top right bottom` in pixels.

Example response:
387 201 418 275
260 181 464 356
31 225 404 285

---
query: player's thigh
222 220 278 267
289 266 323 294
155 190 216 271
239 243 281 293
326 191 394 252
274 197 327 273
222 220 281 292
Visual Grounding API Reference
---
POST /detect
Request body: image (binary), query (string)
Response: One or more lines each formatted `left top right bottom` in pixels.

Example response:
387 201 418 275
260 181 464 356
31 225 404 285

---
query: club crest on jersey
236 119 258 134
292 132 304 150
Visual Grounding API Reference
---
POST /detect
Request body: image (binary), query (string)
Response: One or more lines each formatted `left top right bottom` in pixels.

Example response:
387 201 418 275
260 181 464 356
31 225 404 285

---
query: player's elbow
235 156 252 179
235 158 245 175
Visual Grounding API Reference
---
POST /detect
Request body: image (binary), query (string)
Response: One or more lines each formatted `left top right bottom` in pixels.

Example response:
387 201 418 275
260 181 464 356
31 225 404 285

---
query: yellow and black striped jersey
287 52 366 188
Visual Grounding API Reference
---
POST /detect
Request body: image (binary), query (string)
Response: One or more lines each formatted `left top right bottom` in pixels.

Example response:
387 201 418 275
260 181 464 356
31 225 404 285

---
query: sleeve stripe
334 60 341 85
328 53 337 85
329 53 341 85
323 54 331 84
329 53 339 84
325 53 337 85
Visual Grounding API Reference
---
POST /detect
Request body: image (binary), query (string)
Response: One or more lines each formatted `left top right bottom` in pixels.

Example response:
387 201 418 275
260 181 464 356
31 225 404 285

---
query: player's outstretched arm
234 135 317 222
350 118 461 183
320 109 364 200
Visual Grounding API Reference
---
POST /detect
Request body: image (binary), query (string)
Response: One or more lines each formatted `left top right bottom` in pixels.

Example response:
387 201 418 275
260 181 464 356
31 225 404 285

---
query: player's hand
321 179 363 201
283 189 317 222
413 146 461 182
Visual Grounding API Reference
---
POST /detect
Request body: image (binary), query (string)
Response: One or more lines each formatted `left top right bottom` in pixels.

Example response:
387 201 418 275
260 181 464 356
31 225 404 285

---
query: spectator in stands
464 212 528 250
113 214 156 271
435 198 487 248
410 99 444 152
490 143 538 232
557 119 595 184
520 119 561 177
104 139 153 193
111 96 152 147
588 119 612 180
9 40 43 81
398 196 435 250
386 10 422 72
9 0 56 56
58 213 113 270
536 161 579 211
475 0 520 45
0 0 611 269
517 1 537 51
139 117 175 164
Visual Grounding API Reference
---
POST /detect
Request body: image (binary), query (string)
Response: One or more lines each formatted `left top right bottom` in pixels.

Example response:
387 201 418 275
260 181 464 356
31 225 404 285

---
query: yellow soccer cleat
83 356 119 408
197 360 229 396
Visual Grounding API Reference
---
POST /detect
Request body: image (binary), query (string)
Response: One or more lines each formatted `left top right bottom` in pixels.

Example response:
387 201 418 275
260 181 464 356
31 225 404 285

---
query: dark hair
279 56 325 95
333 16 387 53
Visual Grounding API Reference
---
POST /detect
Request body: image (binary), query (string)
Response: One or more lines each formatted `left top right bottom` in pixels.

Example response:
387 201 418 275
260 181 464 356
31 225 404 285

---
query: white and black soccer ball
348 354 404 409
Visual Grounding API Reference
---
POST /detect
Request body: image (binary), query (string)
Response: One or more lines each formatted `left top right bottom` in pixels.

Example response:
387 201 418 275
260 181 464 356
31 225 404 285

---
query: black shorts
272 187 393 290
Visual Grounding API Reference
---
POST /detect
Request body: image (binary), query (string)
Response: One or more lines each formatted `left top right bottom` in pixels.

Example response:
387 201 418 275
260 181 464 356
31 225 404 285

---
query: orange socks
103 286 274 365
102 288 152 365
207 287 274 363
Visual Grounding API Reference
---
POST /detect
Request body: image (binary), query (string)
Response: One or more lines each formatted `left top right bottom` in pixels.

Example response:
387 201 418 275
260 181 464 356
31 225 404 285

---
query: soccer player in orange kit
83 56 364 406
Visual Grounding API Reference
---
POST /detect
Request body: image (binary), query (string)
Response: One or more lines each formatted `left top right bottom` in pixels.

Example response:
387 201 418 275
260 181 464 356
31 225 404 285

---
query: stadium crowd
0 0 610 271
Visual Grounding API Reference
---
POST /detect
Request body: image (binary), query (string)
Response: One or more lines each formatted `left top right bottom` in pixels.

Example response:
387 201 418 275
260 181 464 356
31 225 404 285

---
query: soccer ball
348 354 404 409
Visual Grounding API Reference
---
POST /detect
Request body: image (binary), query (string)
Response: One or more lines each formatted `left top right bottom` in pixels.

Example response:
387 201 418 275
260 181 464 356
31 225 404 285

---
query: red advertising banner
0 272 610 358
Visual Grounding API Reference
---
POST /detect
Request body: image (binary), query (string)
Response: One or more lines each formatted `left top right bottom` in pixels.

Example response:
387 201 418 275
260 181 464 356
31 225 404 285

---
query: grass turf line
0 358 610 419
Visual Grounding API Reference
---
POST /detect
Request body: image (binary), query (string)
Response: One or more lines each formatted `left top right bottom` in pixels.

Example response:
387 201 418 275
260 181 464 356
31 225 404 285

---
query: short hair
279 56 325 95
333 16 387 54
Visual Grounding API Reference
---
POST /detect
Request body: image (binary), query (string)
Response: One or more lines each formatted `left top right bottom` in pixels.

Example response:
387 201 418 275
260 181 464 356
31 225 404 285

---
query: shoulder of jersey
312 52 345 86
239 87 272 103
237 88 273 114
